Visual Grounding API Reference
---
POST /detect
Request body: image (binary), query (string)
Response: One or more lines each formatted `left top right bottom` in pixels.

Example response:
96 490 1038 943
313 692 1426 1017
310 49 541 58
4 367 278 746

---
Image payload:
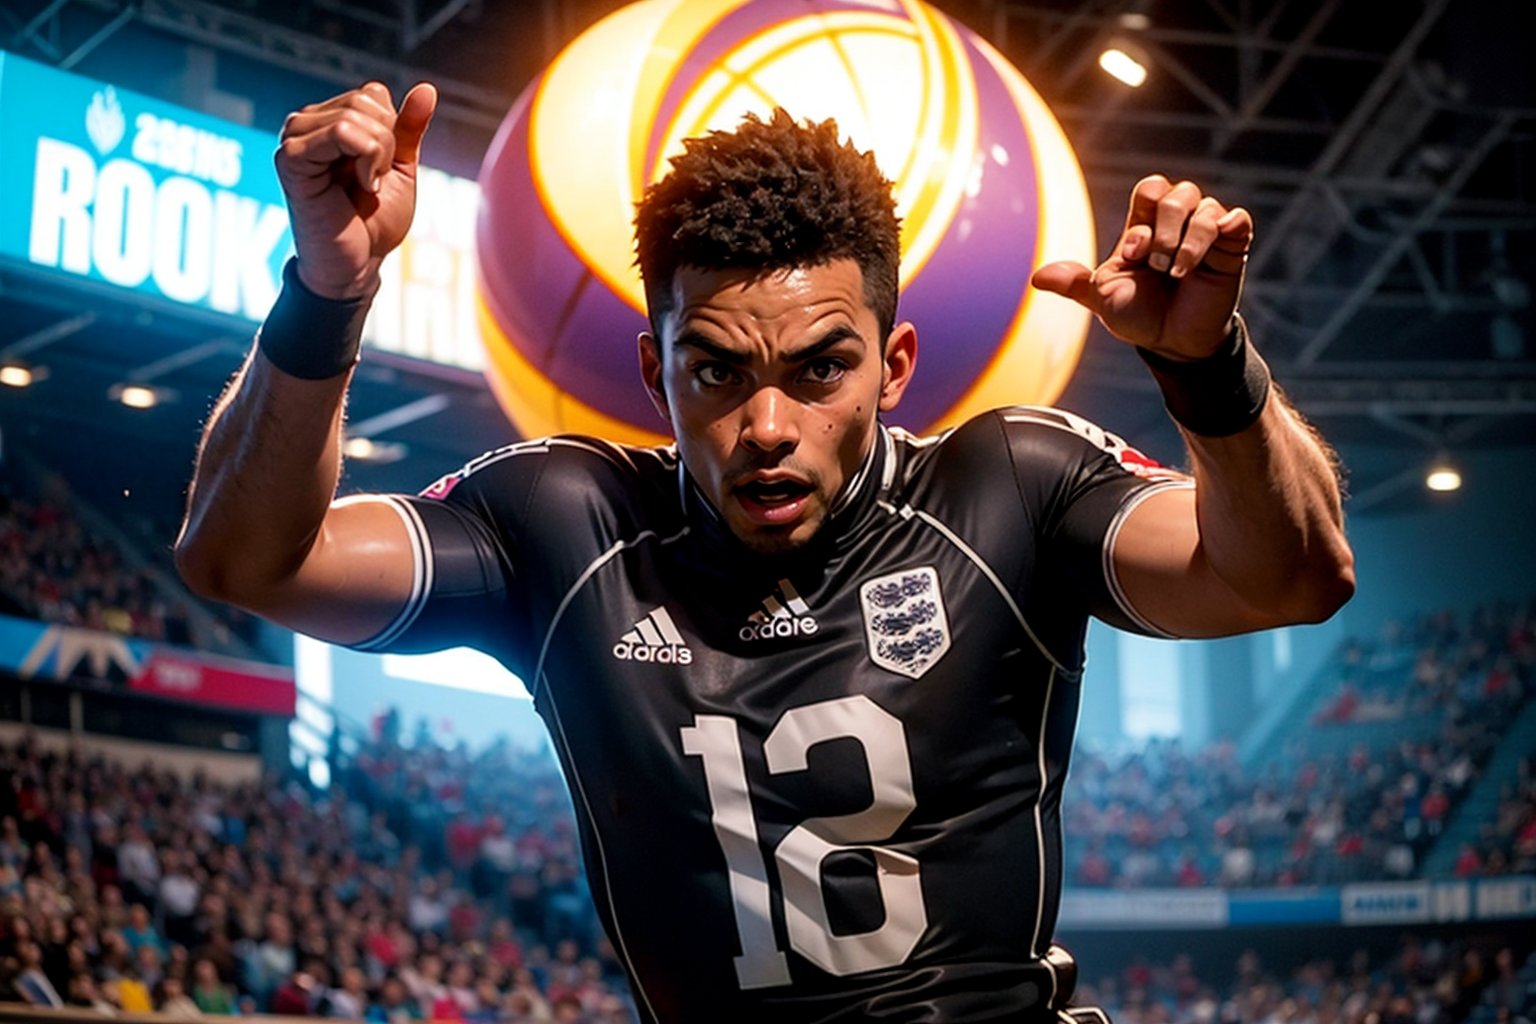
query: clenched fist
274 81 438 300
1031 174 1252 361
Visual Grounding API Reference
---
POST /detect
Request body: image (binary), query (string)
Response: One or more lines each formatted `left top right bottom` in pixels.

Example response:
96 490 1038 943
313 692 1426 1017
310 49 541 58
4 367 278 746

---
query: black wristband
1136 315 1271 437
256 259 374 380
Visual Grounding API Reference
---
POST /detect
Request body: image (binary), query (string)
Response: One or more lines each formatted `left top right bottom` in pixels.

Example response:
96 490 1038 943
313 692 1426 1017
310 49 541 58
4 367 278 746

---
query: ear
877 321 918 413
638 332 671 424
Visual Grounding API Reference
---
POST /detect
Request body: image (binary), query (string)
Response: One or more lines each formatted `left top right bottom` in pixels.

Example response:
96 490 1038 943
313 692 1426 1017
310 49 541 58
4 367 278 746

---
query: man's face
641 258 915 555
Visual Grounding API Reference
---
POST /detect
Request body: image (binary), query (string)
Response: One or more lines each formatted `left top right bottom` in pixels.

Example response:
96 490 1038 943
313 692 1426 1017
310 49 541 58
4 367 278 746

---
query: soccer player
177 82 1354 1022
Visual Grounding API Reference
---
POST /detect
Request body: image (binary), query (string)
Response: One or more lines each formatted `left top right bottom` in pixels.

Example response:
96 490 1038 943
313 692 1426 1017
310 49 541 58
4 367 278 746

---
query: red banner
130 649 296 716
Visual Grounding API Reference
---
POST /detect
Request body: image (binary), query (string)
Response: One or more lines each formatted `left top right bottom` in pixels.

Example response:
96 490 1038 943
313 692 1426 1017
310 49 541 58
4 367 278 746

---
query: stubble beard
726 492 829 557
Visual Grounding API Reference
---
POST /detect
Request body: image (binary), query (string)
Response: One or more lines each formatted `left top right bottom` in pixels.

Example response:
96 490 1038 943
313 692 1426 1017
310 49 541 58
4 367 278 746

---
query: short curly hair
634 109 901 340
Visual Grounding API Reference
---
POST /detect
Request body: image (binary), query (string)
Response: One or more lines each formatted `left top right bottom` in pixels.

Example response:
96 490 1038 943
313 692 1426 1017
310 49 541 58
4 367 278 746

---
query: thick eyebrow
671 324 864 364
673 331 748 365
784 324 865 363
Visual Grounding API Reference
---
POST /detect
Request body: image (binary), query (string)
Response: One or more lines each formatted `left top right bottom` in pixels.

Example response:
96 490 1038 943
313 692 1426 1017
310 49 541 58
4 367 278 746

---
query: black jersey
354 407 1190 1023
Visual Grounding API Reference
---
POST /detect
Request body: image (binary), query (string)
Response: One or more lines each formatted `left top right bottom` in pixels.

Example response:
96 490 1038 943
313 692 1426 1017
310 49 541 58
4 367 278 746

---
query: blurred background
0 0 1533 1021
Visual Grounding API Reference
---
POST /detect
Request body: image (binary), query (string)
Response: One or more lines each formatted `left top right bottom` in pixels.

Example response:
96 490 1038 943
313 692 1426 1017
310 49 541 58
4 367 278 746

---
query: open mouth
735 478 814 526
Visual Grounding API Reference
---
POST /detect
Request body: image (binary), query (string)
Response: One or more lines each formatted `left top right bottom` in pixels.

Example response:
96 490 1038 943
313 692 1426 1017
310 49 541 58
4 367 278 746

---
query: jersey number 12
681 694 928 989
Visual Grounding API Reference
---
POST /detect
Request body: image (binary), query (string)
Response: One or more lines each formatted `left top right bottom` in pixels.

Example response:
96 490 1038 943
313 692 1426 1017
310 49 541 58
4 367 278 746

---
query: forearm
1183 386 1355 621
175 265 370 604
175 349 351 604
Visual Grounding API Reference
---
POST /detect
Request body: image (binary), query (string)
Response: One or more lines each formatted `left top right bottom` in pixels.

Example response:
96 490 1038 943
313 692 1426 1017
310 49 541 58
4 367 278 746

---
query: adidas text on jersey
613 607 694 665
739 579 820 642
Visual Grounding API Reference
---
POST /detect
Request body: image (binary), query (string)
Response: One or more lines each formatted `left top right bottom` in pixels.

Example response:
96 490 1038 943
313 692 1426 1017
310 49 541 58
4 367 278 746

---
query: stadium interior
0 0 1533 1022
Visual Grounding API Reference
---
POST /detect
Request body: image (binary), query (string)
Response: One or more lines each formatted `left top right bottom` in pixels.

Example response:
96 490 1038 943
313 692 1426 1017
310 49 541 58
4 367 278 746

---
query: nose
739 386 799 455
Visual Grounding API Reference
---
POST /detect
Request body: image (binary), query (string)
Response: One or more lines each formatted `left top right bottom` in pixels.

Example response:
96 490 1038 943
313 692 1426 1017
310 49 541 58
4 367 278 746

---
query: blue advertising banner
0 51 289 322
1058 878 1535 931
0 50 484 370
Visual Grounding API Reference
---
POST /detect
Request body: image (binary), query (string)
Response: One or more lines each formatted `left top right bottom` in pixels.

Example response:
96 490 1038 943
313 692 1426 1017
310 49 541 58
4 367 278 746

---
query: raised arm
1032 175 1355 638
175 82 438 646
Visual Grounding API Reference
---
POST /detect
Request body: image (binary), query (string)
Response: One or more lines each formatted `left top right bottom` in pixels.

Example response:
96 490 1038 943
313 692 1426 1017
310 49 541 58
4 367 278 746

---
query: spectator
120 901 166 956
159 848 202 946
10 940 64 1007
273 962 324 1016
67 972 117 1015
192 956 237 1015
327 965 371 1019
111 968 155 1013
118 826 161 907
159 975 202 1018
367 975 423 1023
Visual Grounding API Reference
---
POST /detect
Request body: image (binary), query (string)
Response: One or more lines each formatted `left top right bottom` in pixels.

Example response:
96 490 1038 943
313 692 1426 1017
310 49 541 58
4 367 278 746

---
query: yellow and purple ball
476 0 1096 445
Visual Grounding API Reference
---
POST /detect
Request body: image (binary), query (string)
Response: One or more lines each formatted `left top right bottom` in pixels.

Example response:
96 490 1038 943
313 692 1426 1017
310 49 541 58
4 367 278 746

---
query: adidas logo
612 607 693 664
739 579 820 642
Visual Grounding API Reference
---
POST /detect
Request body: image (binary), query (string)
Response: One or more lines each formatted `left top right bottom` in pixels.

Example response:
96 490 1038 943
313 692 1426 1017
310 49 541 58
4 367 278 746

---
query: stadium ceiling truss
985 1 1536 438
2 0 1533 447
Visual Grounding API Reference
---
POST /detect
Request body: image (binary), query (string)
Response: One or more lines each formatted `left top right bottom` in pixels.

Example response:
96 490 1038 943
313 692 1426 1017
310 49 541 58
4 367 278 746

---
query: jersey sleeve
342 437 654 679
998 407 1194 639
342 444 544 675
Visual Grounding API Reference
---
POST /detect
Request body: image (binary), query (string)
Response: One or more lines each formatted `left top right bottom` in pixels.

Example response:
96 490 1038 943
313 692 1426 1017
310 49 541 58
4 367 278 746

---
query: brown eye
694 363 737 387
803 359 847 384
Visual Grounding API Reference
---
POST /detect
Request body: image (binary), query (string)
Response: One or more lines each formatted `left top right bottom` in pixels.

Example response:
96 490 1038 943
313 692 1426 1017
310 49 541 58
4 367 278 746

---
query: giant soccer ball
476 0 1096 445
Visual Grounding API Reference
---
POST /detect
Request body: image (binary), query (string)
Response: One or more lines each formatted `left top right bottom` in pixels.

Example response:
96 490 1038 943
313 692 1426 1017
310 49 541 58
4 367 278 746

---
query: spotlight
1117 0 1153 32
343 436 376 460
342 436 407 463
1099 44 1148 87
114 384 160 409
0 364 35 388
1425 460 1462 493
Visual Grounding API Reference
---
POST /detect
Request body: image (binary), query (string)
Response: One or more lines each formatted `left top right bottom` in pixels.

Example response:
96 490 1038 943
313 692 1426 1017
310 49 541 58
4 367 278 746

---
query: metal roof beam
1246 0 1452 278
10 0 73 58
1293 114 1517 367
68 0 512 132
346 393 452 437
1213 0 1342 154
0 311 97 360
995 5 1392 62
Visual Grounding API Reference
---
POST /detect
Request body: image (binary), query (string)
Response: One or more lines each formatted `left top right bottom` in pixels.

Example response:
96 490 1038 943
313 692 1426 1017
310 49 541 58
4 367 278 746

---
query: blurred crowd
1082 937 1536 1024
0 732 633 1021
0 468 260 653
1066 600 1533 888
0 475 191 646
1314 604 1532 727
1457 755 1536 879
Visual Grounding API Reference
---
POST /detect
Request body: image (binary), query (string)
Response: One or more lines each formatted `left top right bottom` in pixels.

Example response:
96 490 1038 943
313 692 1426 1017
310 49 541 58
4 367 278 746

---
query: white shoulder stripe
1101 480 1195 639
456 436 629 481
353 495 432 651
908 506 1070 675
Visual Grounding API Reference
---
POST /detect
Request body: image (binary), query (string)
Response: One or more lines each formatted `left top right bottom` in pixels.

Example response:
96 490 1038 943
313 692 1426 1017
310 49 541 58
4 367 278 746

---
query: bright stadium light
114 383 160 409
342 436 408 463
1425 461 1462 492
0 364 35 388
1099 45 1149 87
342 436 377 460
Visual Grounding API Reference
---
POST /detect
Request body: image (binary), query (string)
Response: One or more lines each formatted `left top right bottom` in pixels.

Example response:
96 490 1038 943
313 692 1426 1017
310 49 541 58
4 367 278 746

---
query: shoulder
888 408 1185 537
418 435 679 522
892 406 1178 485
987 405 1183 484
421 435 674 499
